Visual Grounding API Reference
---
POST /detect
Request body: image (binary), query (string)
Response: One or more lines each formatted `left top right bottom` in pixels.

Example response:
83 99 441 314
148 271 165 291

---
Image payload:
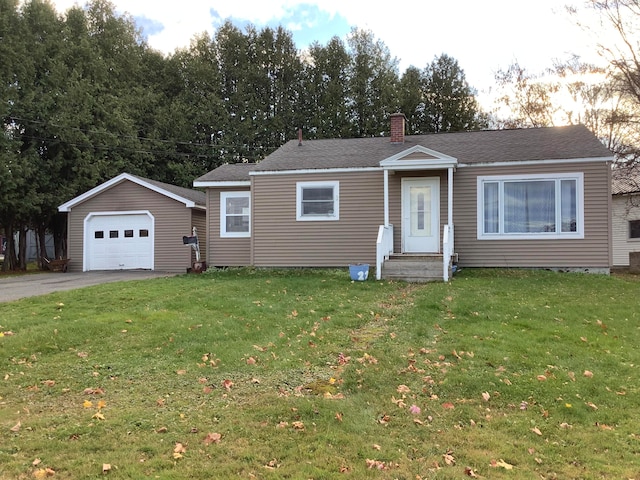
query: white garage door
85 212 154 271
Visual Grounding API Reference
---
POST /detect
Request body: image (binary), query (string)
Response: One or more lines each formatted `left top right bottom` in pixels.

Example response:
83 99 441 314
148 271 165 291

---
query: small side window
124 230 134 238
296 181 339 221
94 231 104 239
630 220 640 239
139 229 149 237
109 230 119 239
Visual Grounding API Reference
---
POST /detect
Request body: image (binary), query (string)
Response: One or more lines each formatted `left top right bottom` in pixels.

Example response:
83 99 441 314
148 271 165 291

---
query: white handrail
376 224 394 280
442 224 454 282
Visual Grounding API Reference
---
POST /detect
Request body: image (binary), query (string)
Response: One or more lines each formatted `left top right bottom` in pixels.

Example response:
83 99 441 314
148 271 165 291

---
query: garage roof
58 173 206 212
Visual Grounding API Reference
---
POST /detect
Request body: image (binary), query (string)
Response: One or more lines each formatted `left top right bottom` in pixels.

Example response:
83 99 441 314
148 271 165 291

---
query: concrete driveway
0 270 176 303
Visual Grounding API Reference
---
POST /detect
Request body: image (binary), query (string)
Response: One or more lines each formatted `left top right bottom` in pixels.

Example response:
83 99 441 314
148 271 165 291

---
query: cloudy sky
46 0 607 97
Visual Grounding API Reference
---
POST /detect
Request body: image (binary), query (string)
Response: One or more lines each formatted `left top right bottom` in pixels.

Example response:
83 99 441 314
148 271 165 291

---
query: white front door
402 177 440 253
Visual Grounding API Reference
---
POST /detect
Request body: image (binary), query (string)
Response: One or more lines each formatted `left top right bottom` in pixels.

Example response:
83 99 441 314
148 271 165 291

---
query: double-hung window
630 220 640 239
296 181 339 221
478 173 584 239
220 191 250 237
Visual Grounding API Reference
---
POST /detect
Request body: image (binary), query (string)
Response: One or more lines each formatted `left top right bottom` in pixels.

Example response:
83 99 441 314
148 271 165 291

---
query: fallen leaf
92 412 105 420
83 387 105 395
396 384 411 393
583 370 594 378
442 402 455 410
83 400 93 409
203 432 221 445
409 404 421 415
102 463 111 474
97 400 107 410
176 370 187 375
365 459 387 470
222 379 233 391
173 442 186 458
482 392 491 402
156 426 168 433
42 380 55 387
77 352 89 358
531 427 542 436
10 421 21 432
335 412 343 422
586 402 598 410
32 459 41 467
33 468 55 479
536 375 547 381
372 444 381 451
292 421 305 430
443 451 455 465
491 459 514 470
464 466 479 477
246 357 256 365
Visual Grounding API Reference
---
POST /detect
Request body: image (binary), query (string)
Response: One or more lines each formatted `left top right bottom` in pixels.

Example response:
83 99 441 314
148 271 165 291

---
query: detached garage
59 173 206 273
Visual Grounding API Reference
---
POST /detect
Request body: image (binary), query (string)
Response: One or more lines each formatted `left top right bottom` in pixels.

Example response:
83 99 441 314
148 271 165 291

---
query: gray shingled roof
612 166 640 195
131 174 206 207
194 163 257 183
252 124 611 172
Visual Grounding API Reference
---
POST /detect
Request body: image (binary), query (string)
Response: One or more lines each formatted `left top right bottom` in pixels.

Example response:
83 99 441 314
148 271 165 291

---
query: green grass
1 268 639 479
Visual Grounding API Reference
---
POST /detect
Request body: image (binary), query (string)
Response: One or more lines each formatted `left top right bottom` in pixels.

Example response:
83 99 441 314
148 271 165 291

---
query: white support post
448 167 454 226
383 169 389 227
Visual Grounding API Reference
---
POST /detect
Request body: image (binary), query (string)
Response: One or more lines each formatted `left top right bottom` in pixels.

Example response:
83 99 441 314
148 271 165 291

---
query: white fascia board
58 173 196 212
459 156 614 169
193 180 251 188
250 167 381 176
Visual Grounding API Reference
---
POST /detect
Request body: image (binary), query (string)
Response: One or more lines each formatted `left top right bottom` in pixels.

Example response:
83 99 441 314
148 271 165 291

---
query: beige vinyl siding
388 170 450 253
453 161 611 268
206 187 251 266
252 171 383 267
66 180 193 272
612 194 640 266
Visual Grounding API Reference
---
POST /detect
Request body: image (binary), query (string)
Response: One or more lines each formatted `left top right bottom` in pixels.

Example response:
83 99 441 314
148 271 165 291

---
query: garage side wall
66 181 194 272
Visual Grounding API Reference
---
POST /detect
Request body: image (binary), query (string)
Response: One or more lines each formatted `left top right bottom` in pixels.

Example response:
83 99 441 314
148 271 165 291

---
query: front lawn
0 268 639 479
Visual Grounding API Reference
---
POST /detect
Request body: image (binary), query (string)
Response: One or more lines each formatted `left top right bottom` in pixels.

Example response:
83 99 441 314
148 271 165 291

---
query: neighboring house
195 115 614 281
59 173 206 273
611 167 640 268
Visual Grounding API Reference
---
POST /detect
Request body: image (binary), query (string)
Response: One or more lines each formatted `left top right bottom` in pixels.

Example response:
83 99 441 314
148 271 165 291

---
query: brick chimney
390 113 406 143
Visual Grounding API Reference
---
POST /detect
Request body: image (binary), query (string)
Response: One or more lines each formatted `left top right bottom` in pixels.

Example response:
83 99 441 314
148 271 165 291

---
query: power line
6 116 277 154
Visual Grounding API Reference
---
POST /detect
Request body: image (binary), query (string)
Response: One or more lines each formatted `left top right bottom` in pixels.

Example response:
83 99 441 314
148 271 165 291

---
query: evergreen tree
422 54 487 132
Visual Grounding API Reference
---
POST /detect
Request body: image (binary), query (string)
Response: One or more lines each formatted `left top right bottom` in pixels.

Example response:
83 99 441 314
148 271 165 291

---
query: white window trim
477 172 584 240
296 181 340 221
220 191 251 238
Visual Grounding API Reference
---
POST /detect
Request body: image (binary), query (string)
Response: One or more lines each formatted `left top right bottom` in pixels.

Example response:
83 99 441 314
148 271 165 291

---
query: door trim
401 177 440 253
